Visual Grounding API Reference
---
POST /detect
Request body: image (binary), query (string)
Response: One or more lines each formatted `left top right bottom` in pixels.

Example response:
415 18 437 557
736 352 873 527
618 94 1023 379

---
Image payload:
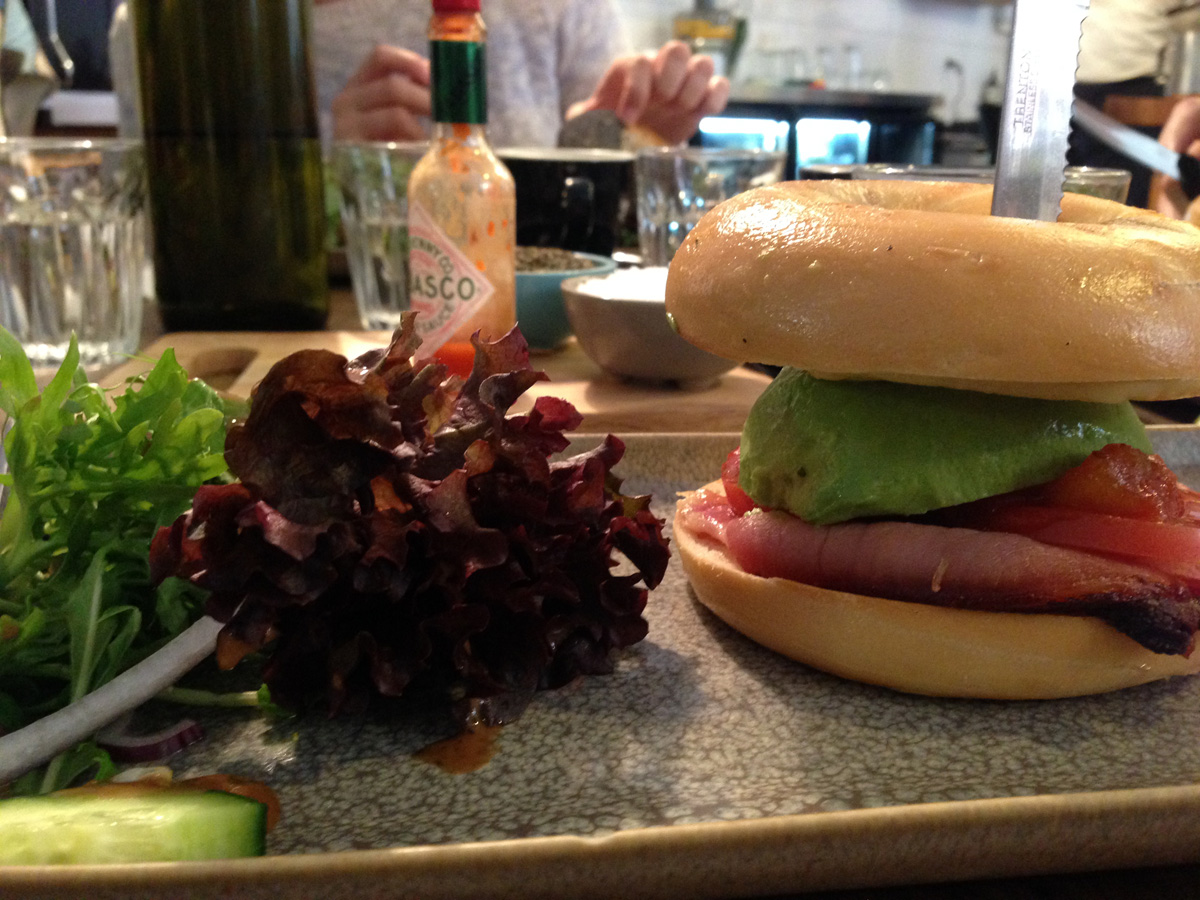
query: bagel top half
663 180 1200 402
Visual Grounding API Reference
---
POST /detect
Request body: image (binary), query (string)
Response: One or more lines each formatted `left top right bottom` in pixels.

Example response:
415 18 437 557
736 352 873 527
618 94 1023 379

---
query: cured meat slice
678 490 1200 656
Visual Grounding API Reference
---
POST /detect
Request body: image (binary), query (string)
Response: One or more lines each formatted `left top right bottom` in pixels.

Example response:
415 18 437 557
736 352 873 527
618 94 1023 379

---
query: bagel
664 180 1200 402
666 179 1200 699
675 481 1200 699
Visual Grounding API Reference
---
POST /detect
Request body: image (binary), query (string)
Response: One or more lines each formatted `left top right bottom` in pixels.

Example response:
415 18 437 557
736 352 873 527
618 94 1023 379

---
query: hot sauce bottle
407 0 516 376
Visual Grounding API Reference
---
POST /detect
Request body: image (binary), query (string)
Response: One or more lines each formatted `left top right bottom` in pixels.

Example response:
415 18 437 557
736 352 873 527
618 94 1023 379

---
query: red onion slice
96 717 206 763
0 616 222 784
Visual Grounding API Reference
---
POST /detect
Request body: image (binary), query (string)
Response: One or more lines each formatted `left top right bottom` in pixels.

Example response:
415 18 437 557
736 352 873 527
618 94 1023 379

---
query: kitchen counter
717 85 941 174
729 83 941 112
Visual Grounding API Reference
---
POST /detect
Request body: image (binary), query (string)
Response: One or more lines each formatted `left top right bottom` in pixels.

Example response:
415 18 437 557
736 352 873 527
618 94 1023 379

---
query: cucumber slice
0 789 267 865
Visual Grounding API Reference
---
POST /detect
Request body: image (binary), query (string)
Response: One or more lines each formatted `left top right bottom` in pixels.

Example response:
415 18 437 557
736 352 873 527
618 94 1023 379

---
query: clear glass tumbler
331 141 429 331
0 138 146 370
849 163 1132 203
635 147 786 266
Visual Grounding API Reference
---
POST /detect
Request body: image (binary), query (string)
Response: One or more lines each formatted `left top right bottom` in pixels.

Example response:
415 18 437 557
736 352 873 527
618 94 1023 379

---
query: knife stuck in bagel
666 179 1200 699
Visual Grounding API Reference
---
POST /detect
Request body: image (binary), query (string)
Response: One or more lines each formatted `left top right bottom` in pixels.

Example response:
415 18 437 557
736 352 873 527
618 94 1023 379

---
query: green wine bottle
130 0 328 331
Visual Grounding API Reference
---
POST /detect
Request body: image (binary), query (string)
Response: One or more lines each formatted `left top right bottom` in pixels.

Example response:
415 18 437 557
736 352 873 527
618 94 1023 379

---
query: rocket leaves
0 330 238 792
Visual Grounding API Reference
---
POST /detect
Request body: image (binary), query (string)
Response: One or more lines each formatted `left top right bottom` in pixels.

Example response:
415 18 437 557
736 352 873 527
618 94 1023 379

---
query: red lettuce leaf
150 317 670 721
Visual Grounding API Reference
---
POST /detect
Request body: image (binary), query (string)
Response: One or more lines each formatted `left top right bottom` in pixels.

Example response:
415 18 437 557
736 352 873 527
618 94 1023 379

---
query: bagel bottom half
674 483 1200 699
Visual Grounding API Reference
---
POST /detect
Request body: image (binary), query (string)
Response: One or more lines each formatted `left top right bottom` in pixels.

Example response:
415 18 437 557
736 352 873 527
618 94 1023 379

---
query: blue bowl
516 251 617 350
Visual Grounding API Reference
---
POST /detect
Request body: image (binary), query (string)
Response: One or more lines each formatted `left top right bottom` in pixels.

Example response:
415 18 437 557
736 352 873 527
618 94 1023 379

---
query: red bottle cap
432 0 481 11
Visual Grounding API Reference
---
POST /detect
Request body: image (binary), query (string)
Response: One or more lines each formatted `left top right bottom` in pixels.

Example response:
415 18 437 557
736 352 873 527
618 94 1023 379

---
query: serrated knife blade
991 0 1091 220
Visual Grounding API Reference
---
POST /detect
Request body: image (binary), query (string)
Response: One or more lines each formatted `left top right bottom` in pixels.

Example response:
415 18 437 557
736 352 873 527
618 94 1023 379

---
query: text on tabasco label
407 200 495 350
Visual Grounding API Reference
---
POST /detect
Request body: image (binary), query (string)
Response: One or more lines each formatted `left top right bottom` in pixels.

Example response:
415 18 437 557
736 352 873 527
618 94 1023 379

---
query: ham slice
678 490 1200 656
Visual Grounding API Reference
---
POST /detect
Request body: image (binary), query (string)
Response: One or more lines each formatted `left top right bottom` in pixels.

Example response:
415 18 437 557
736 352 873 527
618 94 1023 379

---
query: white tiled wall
614 0 1013 124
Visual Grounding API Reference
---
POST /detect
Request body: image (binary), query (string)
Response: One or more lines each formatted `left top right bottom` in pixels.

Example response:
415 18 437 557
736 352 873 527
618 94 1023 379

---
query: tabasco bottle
407 0 516 376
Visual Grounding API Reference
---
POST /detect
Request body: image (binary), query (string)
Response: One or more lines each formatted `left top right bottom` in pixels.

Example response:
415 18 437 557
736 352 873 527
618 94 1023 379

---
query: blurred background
14 0 1192 200
14 0 1012 173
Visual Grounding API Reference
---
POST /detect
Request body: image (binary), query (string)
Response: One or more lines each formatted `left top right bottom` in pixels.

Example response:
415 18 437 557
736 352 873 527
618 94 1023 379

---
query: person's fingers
345 45 431 89
333 104 428 142
672 55 716 112
649 40 691 103
575 56 634 114
331 71 432 141
1156 178 1188 220
616 54 654 123
1188 137 1200 158
575 43 729 144
1159 96 1200 153
698 74 731 116
335 73 432 117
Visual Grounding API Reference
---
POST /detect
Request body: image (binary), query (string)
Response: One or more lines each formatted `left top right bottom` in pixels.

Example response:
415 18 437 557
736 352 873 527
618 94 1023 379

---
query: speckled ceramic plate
8 430 1200 899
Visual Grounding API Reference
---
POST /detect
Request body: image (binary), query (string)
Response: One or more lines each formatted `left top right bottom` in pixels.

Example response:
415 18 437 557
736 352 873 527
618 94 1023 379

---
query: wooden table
102 289 774 435
101 291 1189 429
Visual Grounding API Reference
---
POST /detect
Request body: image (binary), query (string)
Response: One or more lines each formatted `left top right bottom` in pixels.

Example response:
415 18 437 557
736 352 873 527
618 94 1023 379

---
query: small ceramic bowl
516 251 617 351
562 267 738 387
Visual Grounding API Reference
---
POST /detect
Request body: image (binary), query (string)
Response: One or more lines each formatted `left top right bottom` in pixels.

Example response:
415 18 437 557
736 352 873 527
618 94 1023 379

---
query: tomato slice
1036 443 1185 520
976 504 1200 585
721 448 756 516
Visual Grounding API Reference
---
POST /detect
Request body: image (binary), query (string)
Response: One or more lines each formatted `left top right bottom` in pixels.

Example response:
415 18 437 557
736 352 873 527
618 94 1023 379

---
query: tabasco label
407 200 495 351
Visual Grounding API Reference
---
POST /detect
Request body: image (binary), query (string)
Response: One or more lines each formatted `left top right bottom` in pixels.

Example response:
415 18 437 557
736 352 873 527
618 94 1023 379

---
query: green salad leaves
0 330 238 793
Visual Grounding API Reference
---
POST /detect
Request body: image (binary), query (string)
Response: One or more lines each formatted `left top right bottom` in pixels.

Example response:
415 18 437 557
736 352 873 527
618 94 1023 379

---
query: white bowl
562 267 738 386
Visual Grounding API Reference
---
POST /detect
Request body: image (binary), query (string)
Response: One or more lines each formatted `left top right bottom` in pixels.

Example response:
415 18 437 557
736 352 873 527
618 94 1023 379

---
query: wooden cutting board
102 331 772 435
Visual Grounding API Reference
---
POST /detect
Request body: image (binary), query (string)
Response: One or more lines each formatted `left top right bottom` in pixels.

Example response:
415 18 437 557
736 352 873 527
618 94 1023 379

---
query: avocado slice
739 369 1152 525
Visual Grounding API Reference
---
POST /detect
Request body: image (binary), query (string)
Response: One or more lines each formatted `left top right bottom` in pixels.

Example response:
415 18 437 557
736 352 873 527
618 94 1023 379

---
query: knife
991 0 1091 220
1072 100 1200 201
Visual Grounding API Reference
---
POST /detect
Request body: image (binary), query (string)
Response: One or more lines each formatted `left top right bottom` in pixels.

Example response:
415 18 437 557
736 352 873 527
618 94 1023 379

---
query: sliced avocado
739 369 1152 525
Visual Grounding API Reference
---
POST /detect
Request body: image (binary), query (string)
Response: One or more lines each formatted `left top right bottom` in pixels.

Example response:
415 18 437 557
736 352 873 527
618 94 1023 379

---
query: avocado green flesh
739 369 1152 525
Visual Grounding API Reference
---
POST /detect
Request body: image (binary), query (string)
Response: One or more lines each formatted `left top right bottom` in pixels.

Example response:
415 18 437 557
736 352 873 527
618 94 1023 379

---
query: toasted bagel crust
664 180 1200 402
674 482 1200 698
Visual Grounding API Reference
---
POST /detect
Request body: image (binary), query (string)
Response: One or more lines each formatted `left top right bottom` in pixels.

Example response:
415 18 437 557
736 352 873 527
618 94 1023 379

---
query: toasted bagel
664 180 1200 402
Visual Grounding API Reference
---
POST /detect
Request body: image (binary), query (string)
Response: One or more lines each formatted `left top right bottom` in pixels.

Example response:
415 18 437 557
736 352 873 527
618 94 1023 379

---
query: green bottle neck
430 39 487 124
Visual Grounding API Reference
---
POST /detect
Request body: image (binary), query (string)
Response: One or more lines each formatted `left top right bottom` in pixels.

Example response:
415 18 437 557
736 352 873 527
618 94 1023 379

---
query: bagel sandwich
665 179 1200 699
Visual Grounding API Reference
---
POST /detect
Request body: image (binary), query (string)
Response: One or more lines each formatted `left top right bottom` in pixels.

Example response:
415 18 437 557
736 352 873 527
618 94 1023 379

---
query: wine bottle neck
430 37 487 125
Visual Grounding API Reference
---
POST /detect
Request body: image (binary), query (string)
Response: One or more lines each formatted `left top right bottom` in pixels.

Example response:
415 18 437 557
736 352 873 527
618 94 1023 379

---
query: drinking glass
1061 166 1132 203
849 163 1132 203
636 147 786 266
331 141 428 331
0 138 146 370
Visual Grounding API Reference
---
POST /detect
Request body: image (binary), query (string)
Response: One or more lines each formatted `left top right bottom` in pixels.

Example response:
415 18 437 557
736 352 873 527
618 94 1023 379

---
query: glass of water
331 141 428 330
635 147 786 266
849 163 1132 203
0 138 147 370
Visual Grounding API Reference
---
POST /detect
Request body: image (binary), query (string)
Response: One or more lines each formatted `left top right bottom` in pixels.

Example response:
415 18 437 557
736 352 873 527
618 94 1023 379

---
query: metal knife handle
991 0 1091 221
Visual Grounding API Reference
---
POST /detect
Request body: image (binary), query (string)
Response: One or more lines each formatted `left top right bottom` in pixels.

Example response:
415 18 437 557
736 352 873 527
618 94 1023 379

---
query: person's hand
331 45 432 142
1155 95 1200 220
567 40 730 146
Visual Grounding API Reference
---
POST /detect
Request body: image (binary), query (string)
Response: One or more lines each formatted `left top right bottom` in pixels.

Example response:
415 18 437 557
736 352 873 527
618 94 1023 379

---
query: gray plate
8 429 1200 898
